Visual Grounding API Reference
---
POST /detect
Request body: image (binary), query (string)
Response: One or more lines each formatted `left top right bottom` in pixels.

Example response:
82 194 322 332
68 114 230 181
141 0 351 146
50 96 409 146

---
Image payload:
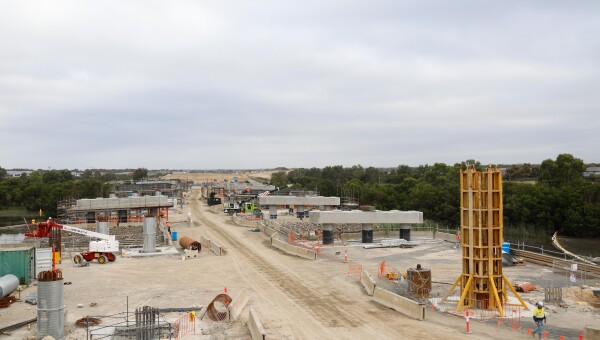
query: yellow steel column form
448 165 527 315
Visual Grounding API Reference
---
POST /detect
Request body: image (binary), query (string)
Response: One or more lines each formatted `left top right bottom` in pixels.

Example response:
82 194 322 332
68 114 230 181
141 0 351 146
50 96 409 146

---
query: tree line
270 154 600 237
0 168 150 218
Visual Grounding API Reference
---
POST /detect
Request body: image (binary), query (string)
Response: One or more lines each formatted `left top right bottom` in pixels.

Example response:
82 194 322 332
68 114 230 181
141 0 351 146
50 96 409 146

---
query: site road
187 189 533 340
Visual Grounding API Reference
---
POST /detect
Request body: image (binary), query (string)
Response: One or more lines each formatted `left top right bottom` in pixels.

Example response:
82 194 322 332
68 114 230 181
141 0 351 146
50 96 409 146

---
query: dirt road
186 189 534 339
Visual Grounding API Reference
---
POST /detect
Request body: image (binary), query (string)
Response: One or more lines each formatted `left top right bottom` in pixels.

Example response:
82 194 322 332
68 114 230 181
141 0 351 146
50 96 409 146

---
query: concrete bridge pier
399 224 411 241
269 205 277 219
322 223 334 244
362 223 373 243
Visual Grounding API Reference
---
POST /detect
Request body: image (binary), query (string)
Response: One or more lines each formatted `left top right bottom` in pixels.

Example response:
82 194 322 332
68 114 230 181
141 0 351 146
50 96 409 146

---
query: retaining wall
360 270 376 296
372 287 425 320
271 239 316 260
248 308 266 340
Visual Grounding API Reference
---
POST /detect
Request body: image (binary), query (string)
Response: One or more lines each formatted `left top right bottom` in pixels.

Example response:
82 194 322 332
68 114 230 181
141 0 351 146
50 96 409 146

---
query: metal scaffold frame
445 165 527 316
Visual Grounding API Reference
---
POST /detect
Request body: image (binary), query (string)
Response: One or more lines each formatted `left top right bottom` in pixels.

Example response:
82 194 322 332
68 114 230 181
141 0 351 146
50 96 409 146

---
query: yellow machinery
444 165 527 316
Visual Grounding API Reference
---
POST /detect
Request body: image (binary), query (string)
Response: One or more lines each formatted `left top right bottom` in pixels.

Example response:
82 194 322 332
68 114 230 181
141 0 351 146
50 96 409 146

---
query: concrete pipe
0 274 19 298
179 236 201 251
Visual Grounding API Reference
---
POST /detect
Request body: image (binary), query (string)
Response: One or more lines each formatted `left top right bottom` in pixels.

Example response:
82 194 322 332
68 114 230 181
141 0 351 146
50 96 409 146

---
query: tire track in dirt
193 198 362 329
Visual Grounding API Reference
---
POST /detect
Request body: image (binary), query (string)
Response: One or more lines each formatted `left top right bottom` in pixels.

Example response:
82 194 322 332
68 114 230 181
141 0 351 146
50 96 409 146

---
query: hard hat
536 301 544 308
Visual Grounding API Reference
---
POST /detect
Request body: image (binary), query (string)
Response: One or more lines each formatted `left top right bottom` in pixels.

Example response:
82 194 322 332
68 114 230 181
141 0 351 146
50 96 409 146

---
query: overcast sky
1 1 598 170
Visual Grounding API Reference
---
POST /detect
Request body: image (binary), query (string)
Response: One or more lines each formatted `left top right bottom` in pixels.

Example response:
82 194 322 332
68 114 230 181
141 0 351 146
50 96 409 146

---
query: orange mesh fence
377 260 400 280
347 261 363 278
174 312 196 340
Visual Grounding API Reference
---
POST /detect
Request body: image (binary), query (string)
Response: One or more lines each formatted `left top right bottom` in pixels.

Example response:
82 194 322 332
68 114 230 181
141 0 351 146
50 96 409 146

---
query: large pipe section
0 274 19 298
143 216 157 253
179 236 201 251
37 270 64 340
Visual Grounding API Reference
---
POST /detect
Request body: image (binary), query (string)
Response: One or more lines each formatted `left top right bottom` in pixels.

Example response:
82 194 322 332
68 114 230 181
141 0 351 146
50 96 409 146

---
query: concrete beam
259 196 340 206
309 210 423 224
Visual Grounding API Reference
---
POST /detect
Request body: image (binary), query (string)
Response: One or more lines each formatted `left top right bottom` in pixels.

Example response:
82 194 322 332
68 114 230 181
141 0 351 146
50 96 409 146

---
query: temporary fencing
347 261 363 279
377 260 401 280
173 312 196 340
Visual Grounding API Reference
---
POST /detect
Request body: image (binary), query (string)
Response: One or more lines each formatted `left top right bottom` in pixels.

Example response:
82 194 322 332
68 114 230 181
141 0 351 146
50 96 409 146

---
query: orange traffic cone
224 286 228 293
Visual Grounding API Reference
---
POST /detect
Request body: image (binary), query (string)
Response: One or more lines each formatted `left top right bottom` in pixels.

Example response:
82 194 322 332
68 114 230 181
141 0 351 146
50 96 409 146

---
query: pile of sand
563 285 600 309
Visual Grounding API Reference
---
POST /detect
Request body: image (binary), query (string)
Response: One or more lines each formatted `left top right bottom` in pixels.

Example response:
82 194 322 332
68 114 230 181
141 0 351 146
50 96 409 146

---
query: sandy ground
1 188 599 339
162 170 281 184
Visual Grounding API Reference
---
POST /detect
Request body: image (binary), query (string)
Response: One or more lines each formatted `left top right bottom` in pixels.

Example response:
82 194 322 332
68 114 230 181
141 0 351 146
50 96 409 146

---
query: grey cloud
1 0 599 169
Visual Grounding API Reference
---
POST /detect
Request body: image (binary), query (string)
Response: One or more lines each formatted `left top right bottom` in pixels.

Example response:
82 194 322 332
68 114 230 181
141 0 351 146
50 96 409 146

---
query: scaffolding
445 165 527 316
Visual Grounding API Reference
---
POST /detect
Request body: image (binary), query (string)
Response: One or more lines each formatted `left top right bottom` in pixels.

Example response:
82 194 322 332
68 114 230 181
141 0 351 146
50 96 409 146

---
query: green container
0 245 34 285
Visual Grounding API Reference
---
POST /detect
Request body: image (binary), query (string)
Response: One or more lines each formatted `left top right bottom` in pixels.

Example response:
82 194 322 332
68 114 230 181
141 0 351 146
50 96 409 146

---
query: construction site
0 168 599 340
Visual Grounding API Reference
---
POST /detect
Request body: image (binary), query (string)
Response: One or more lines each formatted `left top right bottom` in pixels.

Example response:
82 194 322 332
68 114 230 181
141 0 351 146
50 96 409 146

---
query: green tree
539 154 585 187
132 168 148 182
270 171 289 188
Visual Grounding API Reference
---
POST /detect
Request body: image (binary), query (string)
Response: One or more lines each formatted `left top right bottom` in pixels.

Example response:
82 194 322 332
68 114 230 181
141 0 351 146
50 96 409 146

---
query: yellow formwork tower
446 165 528 316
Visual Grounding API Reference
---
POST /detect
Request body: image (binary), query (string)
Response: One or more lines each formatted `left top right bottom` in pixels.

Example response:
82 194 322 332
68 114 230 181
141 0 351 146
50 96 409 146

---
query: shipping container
0 244 35 285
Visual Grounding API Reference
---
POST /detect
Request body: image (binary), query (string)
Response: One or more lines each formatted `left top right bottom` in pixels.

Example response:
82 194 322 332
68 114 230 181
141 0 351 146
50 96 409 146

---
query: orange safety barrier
347 261 363 278
174 311 196 340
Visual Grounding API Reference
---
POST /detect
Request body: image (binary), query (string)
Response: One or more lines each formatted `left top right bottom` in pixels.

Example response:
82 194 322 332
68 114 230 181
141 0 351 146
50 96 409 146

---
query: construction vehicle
207 192 222 206
241 201 262 218
25 219 119 264
223 202 241 215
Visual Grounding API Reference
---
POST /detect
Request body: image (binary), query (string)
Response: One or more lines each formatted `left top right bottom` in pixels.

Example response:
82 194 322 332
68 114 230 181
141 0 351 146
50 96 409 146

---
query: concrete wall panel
199 236 223 256
372 287 425 320
210 241 223 256
271 239 316 260
360 270 376 296
232 215 261 228
248 308 266 340
229 289 250 320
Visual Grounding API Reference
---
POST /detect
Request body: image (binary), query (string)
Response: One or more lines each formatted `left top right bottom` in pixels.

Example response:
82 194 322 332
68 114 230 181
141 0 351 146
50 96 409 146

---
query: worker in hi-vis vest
531 301 546 339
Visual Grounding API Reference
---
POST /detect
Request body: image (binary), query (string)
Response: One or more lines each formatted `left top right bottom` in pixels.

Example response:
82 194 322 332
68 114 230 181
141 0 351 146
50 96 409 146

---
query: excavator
26 219 119 264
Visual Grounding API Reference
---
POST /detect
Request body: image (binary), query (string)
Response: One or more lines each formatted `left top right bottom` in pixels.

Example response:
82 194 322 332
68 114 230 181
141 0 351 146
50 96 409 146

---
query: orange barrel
179 236 201 251
407 264 432 297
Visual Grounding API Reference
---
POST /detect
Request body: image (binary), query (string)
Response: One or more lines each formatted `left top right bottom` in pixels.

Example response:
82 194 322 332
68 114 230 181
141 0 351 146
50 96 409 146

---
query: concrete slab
121 246 180 257
309 210 423 224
